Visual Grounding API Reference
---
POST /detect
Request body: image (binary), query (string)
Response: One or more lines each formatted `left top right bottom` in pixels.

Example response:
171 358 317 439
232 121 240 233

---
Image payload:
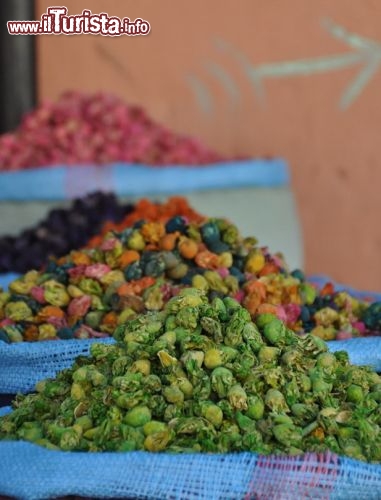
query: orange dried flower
70 251 92 266
37 305 65 322
119 250 140 268
195 250 219 269
141 222 165 244
24 325 39 342
178 237 199 260
256 303 278 316
159 232 179 251
102 311 118 327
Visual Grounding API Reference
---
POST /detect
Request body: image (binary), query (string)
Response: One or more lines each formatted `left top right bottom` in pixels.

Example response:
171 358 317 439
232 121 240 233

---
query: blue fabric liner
0 159 289 201
0 280 380 497
0 432 380 499
326 337 381 370
0 273 20 290
0 406 11 416
1 334 380 395
0 337 115 393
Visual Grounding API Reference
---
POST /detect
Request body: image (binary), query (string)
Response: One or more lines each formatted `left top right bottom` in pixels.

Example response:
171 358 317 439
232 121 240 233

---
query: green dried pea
125 406 152 427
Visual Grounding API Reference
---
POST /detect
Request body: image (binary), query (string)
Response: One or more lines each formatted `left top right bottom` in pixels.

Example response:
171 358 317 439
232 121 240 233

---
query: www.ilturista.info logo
7 6 151 36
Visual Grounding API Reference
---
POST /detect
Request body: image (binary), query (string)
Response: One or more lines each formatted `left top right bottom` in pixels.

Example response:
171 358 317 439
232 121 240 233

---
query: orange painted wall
36 0 381 291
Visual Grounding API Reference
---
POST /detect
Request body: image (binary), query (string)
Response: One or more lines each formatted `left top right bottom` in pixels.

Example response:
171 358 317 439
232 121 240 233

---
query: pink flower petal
67 265 86 279
275 305 288 322
217 268 229 278
74 324 108 338
30 286 46 304
68 295 92 316
100 238 118 251
46 316 68 329
351 321 366 335
0 318 14 327
233 290 245 303
84 263 111 279
284 303 302 324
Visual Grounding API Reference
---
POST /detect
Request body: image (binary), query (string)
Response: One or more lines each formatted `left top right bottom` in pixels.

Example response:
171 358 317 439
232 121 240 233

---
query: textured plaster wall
36 0 381 291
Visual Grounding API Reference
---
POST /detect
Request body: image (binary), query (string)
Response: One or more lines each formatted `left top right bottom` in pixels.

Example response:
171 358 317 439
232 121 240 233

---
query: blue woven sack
0 404 380 500
0 337 114 393
1 277 381 498
0 276 380 394
0 273 20 290
0 159 288 201
1 335 381 395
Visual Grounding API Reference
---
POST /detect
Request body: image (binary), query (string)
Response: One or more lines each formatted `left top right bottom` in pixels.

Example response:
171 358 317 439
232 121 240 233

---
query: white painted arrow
215 19 381 109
